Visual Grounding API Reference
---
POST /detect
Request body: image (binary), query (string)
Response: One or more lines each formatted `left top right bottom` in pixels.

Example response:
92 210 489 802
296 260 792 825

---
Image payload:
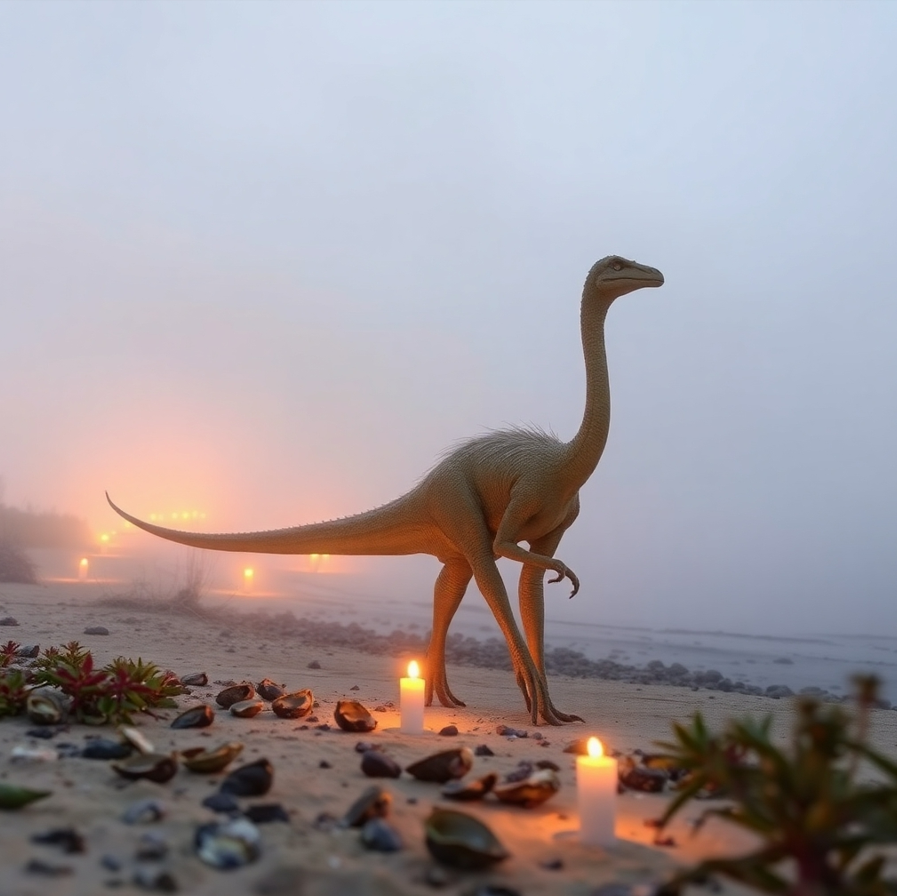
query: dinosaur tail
105 491 429 556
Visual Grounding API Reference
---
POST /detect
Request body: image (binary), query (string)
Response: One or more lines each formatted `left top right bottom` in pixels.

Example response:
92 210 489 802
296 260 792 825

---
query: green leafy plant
0 642 186 724
656 676 897 896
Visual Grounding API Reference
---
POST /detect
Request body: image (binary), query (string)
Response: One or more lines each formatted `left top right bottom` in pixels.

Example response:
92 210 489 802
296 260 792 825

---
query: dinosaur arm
491 497 580 597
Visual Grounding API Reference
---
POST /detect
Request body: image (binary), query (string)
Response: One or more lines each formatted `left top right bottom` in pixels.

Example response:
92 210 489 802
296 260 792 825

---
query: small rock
774 657 794 665
438 725 459 737
101 854 123 871
496 724 527 738
136 832 168 861
319 760 332 769
132 866 179 891
26 727 57 740
0 616 19 626
83 625 110 636
180 672 208 687
350 685 360 691
219 758 274 797
360 817 403 852
766 685 794 699
245 803 290 824
24 859 72 876
540 857 564 870
202 792 240 814
474 744 495 757
354 741 380 753
31 827 85 853
307 660 322 669
123 799 166 825
361 750 402 779
81 738 131 760
16 644 39 658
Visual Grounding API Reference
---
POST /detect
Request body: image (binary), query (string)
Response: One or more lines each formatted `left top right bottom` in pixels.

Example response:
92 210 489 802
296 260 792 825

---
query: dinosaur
107 255 664 724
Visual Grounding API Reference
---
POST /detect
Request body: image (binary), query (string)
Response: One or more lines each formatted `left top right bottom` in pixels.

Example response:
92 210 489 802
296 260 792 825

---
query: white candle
400 661 425 733
577 736 617 846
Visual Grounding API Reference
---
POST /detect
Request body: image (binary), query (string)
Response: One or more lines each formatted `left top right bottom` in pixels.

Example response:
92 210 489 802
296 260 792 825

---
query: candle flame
587 736 603 759
79 558 88 569
408 661 420 679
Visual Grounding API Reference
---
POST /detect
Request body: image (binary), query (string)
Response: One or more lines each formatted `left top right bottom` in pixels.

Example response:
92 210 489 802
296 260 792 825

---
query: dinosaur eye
612 261 622 272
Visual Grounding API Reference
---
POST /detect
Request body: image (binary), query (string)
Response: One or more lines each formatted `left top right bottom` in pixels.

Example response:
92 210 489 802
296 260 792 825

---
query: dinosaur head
586 256 664 302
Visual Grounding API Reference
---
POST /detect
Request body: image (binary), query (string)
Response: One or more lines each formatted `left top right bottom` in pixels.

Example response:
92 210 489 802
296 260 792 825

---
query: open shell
181 742 244 774
424 807 509 870
171 705 215 729
493 768 560 808
334 699 377 733
230 699 265 719
112 753 178 784
441 771 498 801
219 758 274 797
215 683 256 708
256 678 286 701
406 747 473 783
25 690 67 725
342 785 392 828
271 689 314 719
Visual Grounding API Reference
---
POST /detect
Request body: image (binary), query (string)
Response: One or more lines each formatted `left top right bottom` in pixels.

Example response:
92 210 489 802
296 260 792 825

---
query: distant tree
0 539 38 584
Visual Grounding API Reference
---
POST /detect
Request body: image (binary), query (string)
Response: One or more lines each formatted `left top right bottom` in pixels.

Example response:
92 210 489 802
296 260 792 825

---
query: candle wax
577 752 617 846
400 676 425 733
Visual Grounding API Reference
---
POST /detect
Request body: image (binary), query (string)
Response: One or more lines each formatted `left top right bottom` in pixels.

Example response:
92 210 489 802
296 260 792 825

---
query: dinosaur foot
516 669 583 725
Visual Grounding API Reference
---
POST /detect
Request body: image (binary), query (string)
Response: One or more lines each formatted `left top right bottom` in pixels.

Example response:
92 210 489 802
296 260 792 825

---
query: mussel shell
82 738 132 760
219 758 273 797
424 807 509 870
618 756 667 793
25 690 67 725
342 784 392 828
256 678 286 701
215 683 256 708
406 747 474 783
181 742 244 774
171 704 215 729
195 818 261 869
271 689 314 719
334 699 377 733
493 769 560 808
230 699 265 719
360 750 402 779
441 772 498 801
112 753 178 784
180 672 208 687
118 726 156 756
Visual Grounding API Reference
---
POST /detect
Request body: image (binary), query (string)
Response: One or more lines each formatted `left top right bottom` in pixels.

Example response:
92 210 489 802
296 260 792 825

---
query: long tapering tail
105 491 428 556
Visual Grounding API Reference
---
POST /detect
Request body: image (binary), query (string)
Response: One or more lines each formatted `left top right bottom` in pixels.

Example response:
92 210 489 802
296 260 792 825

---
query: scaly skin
107 255 664 724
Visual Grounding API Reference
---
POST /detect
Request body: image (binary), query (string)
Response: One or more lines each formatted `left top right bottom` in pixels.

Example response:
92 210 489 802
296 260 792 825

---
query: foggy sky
1 1 895 634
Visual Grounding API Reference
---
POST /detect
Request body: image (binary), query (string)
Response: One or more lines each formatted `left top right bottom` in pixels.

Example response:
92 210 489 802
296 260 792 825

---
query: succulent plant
655 676 897 896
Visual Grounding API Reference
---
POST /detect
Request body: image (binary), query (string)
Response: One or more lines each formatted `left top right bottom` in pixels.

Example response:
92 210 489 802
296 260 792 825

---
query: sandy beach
1 581 895 896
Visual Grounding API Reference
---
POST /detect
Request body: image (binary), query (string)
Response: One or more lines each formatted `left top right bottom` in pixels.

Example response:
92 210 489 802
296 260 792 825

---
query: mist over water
2 3 896 652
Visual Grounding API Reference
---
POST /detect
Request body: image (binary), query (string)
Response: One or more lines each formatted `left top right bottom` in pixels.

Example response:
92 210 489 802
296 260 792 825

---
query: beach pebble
16 643 39 657
219 758 274 797
361 750 402 779
360 817 403 852
25 727 56 739
202 792 240 814
245 803 290 824
474 744 495 757
0 616 19 626
180 672 208 687
195 818 261 869
132 866 179 891
136 832 168 861
31 827 85 853
774 656 794 664
81 738 131 760
496 724 527 738
307 660 322 669
83 625 109 635
122 798 166 825
438 725 459 737
100 854 123 871
24 859 72 877
766 685 794 699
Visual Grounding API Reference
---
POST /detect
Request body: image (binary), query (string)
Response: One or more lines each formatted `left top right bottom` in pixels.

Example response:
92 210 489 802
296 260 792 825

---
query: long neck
563 297 612 490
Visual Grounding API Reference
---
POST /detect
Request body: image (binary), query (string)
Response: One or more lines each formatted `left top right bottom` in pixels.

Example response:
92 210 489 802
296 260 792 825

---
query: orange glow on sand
408 660 420 679
588 736 603 759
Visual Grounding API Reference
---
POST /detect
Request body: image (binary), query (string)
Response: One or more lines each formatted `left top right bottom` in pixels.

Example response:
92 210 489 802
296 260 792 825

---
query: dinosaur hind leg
519 528 584 724
425 558 472 708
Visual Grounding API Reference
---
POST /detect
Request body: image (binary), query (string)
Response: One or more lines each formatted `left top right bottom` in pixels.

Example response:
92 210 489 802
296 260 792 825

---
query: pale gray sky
1 1 895 633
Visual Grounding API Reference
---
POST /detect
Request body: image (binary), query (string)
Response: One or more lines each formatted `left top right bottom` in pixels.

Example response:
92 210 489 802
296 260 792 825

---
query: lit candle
400 661 425 733
577 737 617 846
78 558 89 581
